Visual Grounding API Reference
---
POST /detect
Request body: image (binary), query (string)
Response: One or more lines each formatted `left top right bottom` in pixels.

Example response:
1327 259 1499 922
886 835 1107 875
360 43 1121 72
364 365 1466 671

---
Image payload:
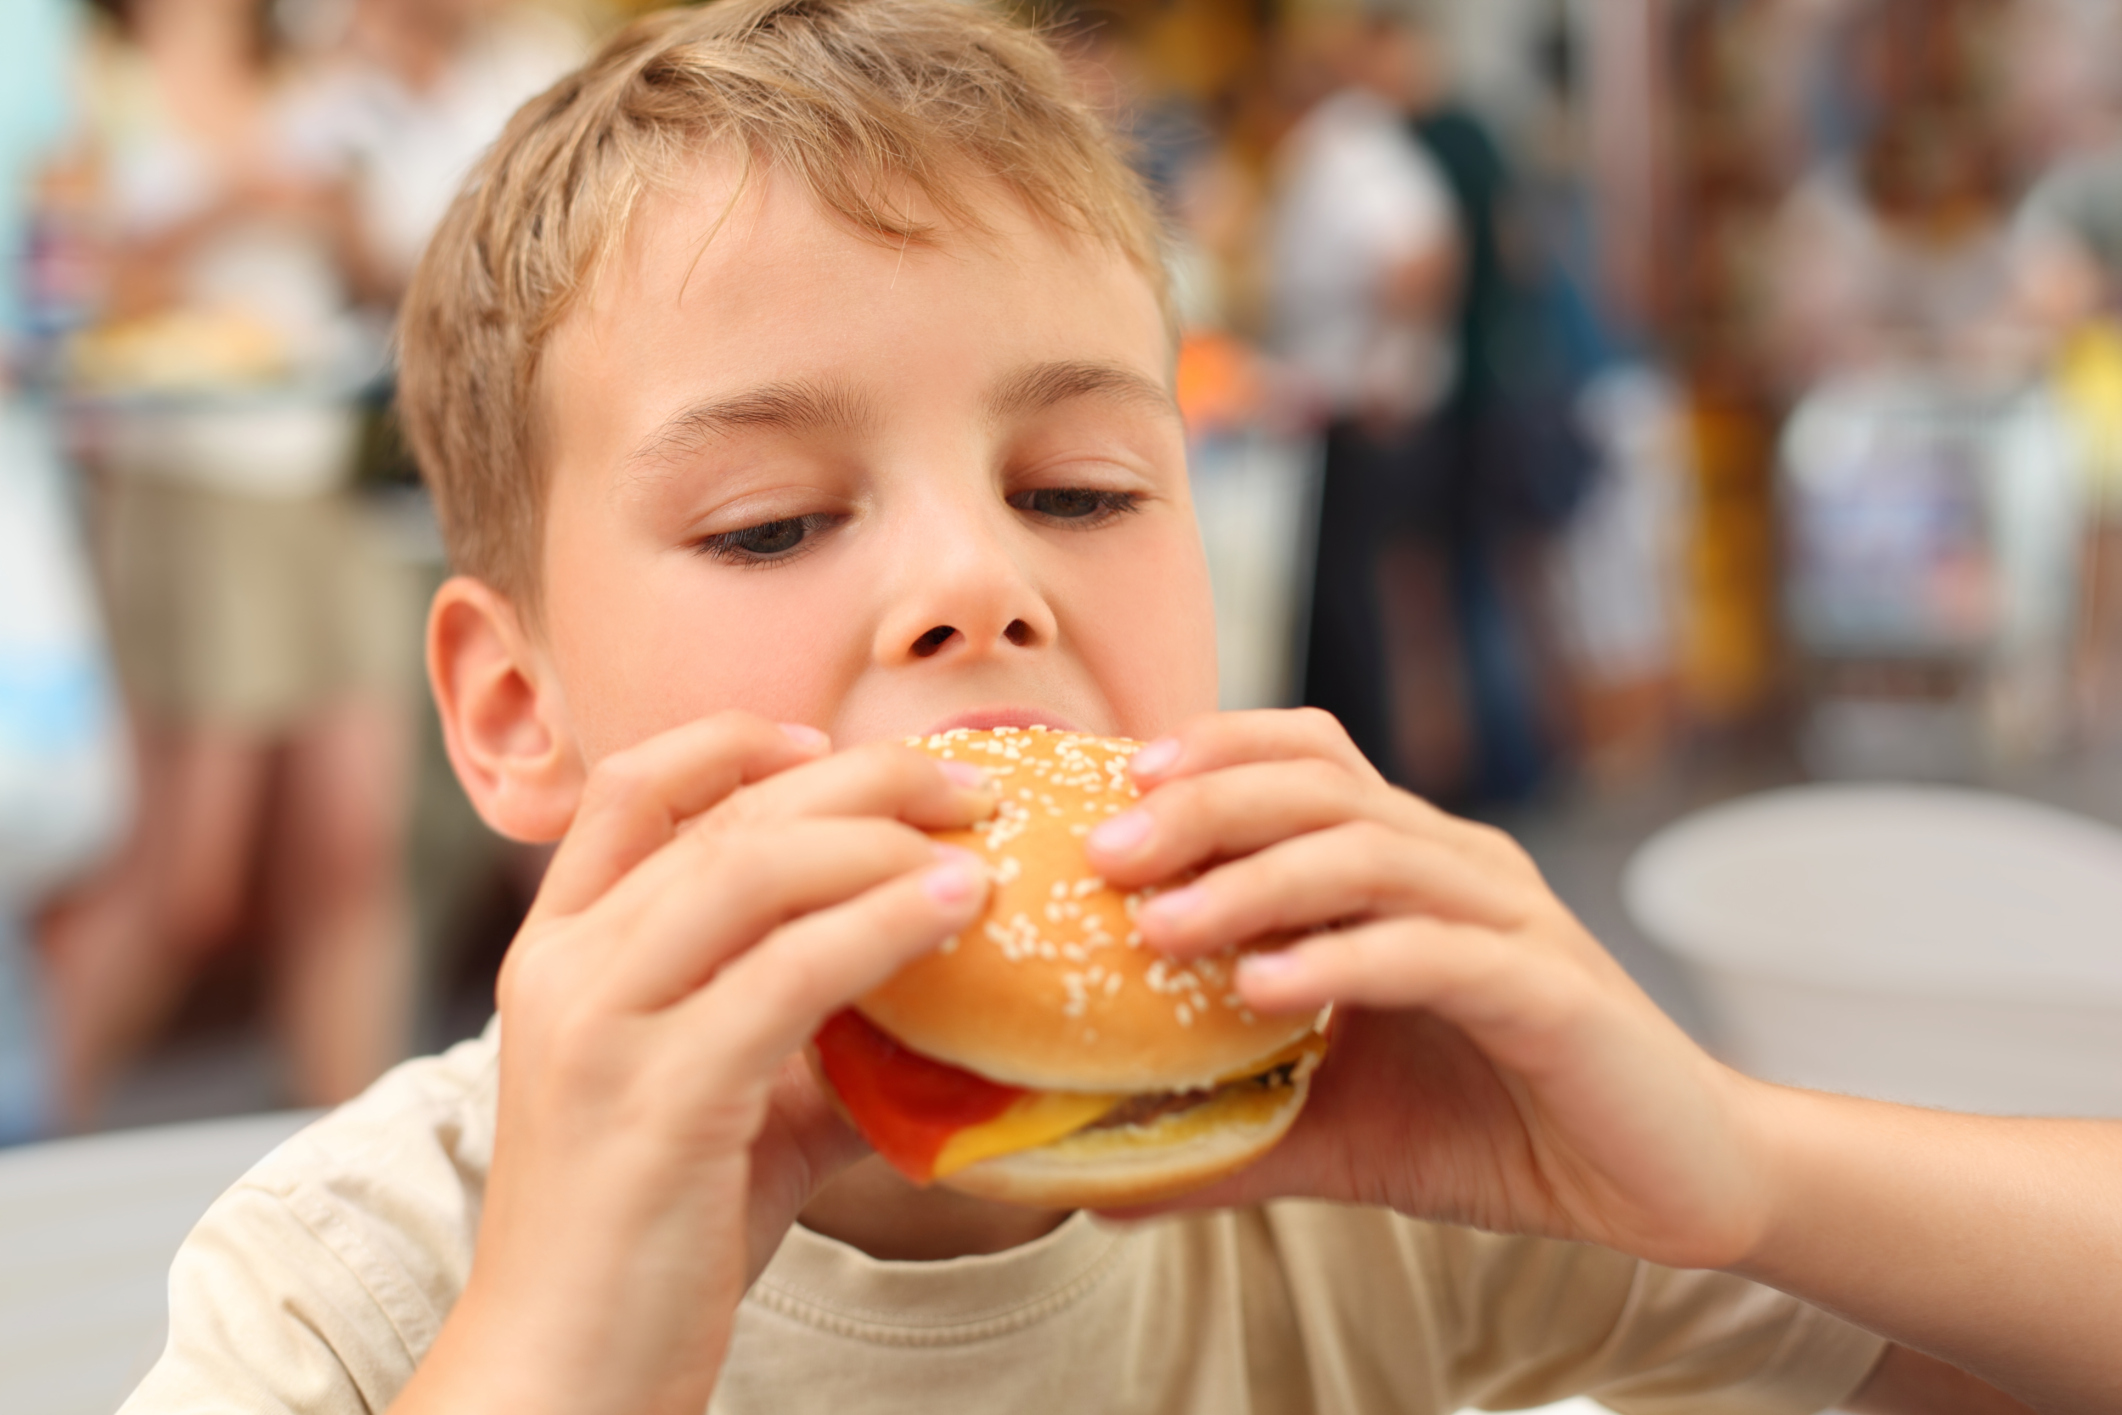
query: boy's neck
798 1157 1071 1262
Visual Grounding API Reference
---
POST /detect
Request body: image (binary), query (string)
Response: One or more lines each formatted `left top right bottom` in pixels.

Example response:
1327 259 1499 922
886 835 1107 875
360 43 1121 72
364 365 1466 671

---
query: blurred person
1396 8 1592 805
294 0 586 310
38 0 420 1125
1771 0 2036 389
1267 8 1458 783
289 0 584 1050
1768 0 2099 777
0 0 131 1146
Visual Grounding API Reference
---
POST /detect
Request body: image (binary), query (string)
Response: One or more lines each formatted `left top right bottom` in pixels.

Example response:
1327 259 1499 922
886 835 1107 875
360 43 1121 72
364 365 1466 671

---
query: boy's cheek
540 553 852 765
1067 526 1219 733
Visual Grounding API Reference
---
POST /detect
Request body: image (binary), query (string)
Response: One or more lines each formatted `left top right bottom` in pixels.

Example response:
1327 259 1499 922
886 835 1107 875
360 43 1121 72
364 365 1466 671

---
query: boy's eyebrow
624 362 1174 473
986 360 1179 424
624 379 878 469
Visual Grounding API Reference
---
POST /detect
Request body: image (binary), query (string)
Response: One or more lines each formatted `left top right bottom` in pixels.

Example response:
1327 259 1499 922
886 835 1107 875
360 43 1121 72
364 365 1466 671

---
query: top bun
857 727 1317 1091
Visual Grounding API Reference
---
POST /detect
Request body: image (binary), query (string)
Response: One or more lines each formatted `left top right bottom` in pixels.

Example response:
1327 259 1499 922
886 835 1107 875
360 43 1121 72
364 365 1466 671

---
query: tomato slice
813 1009 1025 1183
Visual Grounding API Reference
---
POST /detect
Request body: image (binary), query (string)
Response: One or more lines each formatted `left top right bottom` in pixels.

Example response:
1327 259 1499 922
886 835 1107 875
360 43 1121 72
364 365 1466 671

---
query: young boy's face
529 158 1214 771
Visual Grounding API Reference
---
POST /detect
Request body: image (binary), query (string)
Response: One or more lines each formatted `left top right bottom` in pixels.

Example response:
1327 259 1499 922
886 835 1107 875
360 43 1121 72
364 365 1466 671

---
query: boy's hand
1086 709 1771 1272
395 713 994 1415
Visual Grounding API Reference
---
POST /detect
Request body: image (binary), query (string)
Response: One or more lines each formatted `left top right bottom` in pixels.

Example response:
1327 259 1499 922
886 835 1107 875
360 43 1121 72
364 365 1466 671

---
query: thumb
745 1054 870 1281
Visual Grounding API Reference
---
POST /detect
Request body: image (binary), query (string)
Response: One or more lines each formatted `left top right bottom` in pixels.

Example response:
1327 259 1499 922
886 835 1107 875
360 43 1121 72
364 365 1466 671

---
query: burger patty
1084 1058 1304 1133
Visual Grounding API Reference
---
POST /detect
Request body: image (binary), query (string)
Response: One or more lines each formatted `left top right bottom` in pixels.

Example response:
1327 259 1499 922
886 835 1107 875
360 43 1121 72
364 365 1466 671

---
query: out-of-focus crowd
4 0 2122 1146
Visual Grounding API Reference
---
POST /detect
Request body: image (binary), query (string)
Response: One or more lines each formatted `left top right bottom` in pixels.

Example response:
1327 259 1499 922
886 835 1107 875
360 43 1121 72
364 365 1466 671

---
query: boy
123 3 2115 1412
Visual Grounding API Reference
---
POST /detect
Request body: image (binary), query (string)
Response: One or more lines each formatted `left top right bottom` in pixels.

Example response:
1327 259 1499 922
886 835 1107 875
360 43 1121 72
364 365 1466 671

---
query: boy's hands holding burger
1093 709 2089 1413
1087 708 1773 1272
395 712 997 1415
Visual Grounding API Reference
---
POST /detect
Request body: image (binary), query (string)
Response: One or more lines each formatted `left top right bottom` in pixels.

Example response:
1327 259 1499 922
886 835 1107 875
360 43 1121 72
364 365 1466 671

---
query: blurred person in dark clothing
1268 9 1458 784
38 0 418 1125
1397 11 1591 805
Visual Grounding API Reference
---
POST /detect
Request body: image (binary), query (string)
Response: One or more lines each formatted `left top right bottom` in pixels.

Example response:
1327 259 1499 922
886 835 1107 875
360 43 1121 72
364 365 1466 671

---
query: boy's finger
1231 918 1604 1083
1088 757 1463 886
595 817 962 1011
1125 708 1382 789
1232 915 1517 1018
714 741 998 833
1133 821 1534 959
595 742 994 929
671 851 991 1085
743 1055 873 1284
534 712 830 921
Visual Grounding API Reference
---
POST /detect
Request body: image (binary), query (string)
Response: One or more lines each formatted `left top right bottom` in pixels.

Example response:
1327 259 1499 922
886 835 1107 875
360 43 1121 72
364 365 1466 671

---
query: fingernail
1238 950 1302 985
780 723 831 750
1087 809 1153 856
924 857 984 905
938 760 988 790
1141 885 1204 926
1130 737 1181 777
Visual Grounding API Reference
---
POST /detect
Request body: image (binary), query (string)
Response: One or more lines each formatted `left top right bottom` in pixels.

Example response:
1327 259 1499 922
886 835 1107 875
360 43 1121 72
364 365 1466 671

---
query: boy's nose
874 530 1058 666
909 620 1038 658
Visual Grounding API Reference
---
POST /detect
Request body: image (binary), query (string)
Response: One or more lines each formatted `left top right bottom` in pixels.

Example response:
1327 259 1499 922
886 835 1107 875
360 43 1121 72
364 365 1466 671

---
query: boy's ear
427 576 584 844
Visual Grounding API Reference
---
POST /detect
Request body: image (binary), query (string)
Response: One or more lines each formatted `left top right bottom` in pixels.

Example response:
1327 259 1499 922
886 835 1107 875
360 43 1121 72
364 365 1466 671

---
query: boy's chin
798 1156 1074 1261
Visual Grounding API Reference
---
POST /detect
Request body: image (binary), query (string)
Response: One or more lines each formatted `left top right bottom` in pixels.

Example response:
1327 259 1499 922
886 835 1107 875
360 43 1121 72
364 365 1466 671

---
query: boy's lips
922 707 1084 736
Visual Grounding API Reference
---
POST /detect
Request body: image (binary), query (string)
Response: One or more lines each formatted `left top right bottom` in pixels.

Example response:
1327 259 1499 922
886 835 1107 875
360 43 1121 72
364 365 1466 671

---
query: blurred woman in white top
40 0 419 1127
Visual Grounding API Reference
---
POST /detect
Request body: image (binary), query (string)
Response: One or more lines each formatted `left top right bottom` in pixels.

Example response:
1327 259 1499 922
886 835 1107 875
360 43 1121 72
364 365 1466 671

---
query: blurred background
1 0 2119 1149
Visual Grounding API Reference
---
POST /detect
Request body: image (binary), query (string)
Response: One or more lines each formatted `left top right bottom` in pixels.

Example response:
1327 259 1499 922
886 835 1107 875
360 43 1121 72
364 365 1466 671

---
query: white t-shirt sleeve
117 1183 414 1415
116 1036 495 1414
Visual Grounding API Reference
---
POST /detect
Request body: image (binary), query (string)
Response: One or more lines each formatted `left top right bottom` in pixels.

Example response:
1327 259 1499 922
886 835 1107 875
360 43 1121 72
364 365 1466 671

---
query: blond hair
398 0 1167 605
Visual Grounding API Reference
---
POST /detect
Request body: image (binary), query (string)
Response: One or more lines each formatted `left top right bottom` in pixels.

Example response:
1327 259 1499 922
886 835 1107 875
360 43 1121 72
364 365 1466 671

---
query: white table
1626 783 2122 1115
0 1111 317 1415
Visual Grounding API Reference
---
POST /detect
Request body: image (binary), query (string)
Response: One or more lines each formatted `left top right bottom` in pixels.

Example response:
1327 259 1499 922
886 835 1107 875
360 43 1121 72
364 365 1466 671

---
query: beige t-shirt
120 1030 1885 1415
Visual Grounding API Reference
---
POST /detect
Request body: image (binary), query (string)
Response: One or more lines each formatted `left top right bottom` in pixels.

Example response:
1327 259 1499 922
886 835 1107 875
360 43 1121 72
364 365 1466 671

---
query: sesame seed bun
856 726 1321 1092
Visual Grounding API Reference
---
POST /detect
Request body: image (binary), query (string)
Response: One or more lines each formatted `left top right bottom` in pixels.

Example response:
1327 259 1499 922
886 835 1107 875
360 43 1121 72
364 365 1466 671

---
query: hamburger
810 726 1327 1208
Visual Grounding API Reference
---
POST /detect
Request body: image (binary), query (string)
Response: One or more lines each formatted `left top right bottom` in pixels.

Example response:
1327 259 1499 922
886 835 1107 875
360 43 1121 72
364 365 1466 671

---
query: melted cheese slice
930 1030 1330 1178
932 1090 1120 1178
1046 1032 1331 1160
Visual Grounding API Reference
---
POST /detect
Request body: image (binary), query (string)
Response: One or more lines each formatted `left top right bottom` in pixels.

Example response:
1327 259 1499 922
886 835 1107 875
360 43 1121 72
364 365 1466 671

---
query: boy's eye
1009 488 1141 524
695 513 839 564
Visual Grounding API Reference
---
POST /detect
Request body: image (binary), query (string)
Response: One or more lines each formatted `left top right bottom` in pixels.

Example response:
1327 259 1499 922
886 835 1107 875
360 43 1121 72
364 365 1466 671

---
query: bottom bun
936 1058 1317 1209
